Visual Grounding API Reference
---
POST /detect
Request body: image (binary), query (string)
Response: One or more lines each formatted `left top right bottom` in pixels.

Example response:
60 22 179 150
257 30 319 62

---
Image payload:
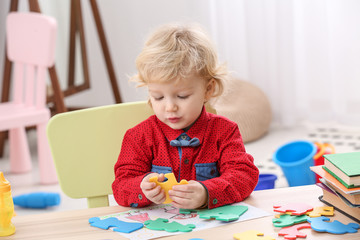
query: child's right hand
140 173 166 204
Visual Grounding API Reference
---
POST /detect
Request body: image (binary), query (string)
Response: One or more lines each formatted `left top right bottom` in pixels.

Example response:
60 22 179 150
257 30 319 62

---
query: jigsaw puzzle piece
306 206 334 218
149 173 188 204
89 217 143 233
234 230 275 240
307 216 360 234
273 203 313 215
144 218 195 232
180 205 248 222
272 214 308 227
199 205 248 221
179 208 198 215
278 222 311 239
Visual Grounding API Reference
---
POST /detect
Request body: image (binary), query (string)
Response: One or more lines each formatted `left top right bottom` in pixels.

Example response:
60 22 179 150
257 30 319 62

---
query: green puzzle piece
144 218 195 232
180 205 248 222
272 214 308 227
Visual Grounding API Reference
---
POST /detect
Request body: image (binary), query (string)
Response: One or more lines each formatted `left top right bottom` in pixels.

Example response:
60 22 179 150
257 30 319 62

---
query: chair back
47 101 154 208
6 12 57 108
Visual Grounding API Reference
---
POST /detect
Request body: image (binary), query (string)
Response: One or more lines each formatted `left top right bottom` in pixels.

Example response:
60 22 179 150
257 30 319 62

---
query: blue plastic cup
254 174 278 191
273 140 316 187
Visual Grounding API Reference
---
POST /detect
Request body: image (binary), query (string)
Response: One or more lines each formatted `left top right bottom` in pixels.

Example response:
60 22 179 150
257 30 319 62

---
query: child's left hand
168 180 208 209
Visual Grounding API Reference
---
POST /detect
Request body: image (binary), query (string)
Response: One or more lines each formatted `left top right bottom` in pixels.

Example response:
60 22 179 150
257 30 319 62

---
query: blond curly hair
131 23 228 99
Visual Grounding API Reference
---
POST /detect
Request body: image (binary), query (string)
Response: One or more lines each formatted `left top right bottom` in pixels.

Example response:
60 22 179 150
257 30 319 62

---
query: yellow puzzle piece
307 206 334 217
149 173 188 204
234 230 275 240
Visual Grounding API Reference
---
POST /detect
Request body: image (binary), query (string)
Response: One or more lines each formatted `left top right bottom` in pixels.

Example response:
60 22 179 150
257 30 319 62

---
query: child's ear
204 78 215 102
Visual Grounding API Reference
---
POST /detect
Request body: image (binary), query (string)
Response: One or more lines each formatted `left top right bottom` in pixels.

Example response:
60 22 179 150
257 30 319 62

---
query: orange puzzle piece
149 173 188 204
273 203 313 215
307 206 334 218
234 230 275 240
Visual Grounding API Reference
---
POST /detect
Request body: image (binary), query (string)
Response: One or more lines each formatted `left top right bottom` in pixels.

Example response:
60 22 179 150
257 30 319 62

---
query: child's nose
165 100 177 112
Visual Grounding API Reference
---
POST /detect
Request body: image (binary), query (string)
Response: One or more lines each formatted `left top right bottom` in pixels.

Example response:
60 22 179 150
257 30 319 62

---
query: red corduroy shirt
112 107 259 209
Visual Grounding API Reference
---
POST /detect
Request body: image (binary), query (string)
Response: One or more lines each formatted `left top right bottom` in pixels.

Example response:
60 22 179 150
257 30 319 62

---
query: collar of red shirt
155 106 210 145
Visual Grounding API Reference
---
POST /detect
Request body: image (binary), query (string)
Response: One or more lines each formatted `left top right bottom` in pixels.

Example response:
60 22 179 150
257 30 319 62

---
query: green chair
47 101 153 208
47 101 216 208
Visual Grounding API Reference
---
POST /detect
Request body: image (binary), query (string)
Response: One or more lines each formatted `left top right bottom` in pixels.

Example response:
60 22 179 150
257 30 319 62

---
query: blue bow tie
170 134 200 147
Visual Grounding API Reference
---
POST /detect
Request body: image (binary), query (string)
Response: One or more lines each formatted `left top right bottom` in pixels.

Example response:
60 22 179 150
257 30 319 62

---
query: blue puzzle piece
307 216 360 234
89 217 143 233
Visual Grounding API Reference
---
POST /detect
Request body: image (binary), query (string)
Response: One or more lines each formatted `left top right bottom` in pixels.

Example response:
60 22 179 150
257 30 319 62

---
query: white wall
2 0 360 126
0 0 215 108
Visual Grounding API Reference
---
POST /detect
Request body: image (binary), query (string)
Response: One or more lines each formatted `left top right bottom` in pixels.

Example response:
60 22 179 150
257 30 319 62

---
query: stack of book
310 151 360 222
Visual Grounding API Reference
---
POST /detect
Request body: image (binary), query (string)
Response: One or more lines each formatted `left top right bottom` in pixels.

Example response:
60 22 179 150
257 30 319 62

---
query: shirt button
210 168 215 175
184 159 189 164
138 194 143 200
213 198 218 205
181 135 187 140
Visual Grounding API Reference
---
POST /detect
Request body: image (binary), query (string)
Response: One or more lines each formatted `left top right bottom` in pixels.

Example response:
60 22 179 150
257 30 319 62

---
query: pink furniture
0 12 58 184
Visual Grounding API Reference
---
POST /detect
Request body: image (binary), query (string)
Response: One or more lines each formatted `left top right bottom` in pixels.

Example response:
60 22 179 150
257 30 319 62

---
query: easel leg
89 0 122 103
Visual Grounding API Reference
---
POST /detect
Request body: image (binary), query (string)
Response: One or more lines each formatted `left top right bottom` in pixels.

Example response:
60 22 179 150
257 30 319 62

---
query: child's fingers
146 186 162 198
157 173 165 182
143 181 156 190
168 189 191 200
172 180 198 192
140 180 156 191
148 187 165 203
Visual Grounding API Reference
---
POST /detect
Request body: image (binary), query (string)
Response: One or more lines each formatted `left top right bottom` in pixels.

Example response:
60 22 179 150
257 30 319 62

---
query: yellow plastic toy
149 173 188 204
0 172 16 236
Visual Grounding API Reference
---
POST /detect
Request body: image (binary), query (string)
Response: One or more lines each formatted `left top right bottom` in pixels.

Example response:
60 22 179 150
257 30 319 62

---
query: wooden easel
0 0 123 157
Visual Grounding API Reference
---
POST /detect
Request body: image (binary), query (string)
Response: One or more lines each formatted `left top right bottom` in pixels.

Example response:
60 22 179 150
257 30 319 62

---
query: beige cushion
214 78 272 143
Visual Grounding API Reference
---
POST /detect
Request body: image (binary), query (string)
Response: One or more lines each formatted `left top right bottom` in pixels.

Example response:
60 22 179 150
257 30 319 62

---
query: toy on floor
307 216 360 234
273 203 313 215
278 222 311 239
13 192 61 209
144 218 195 232
0 172 16 236
272 214 309 227
233 230 275 240
306 206 334 218
89 217 143 233
180 205 248 222
149 172 188 204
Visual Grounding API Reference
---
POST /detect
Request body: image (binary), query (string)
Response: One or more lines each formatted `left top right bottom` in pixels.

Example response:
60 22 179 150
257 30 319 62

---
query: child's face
148 72 212 130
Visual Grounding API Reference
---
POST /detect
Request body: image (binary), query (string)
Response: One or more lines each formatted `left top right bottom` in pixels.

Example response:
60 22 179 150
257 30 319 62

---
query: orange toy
149 173 188 204
313 142 335 183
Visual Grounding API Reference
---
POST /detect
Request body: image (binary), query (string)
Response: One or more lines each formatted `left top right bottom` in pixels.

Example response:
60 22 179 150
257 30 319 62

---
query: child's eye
178 95 189 99
153 96 164 101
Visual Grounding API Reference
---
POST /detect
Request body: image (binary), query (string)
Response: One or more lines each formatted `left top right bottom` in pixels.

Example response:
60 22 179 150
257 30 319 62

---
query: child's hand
168 180 208 209
140 173 166 204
